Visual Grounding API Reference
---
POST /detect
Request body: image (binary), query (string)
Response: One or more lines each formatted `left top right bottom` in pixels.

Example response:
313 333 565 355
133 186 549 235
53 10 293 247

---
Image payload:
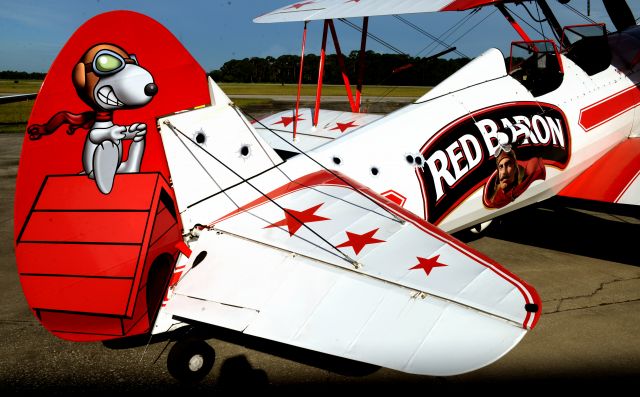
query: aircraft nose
144 83 158 97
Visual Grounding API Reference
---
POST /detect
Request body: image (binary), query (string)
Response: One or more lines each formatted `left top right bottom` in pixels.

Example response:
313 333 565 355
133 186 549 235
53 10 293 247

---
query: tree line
209 51 470 86
0 71 47 80
2 51 471 86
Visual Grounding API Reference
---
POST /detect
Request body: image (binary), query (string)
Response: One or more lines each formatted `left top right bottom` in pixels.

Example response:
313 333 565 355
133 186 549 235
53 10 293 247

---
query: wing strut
355 17 369 113
294 22 308 140
312 19 360 127
313 20 330 127
497 3 533 42
536 0 564 44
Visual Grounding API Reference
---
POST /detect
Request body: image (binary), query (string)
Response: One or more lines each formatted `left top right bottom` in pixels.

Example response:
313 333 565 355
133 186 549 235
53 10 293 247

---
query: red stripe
559 138 640 202
35 175 156 211
617 171 639 202
21 276 132 315
442 0 502 11
212 170 541 329
579 85 640 131
21 212 148 243
175 240 192 258
16 243 139 277
40 311 123 335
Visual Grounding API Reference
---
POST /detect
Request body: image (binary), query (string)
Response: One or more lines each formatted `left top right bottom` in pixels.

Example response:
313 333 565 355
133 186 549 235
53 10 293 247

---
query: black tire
167 339 215 383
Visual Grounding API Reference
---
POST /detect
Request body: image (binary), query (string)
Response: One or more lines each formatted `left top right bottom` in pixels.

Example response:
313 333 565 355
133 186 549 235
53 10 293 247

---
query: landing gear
167 338 215 383
469 219 493 235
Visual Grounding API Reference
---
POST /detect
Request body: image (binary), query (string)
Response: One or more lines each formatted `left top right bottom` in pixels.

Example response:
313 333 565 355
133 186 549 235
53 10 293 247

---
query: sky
0 0 637 73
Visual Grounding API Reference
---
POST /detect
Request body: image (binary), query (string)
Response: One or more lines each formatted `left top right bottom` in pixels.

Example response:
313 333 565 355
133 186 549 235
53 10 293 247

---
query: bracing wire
162 119 360 266
231 106 403 224
338 18 407 55
392 14 468 58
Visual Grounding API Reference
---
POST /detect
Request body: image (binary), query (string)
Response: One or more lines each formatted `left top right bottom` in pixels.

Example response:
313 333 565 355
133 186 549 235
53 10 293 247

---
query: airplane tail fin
14 11 212 342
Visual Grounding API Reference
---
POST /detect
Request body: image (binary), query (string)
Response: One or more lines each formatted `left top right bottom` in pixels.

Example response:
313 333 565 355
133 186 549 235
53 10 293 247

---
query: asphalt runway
1 118 639 395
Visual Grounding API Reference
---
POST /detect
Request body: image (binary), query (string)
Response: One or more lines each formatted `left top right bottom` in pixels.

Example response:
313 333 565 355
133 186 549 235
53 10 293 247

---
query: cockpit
508 40 564 97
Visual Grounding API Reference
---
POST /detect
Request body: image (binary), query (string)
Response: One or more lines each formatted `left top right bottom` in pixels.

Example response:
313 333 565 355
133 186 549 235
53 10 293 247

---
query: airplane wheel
167 339 215 383
470 219 493 235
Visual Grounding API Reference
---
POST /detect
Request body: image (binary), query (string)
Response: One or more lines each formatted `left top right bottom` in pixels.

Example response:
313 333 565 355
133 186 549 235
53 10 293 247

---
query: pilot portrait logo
417 102 571 224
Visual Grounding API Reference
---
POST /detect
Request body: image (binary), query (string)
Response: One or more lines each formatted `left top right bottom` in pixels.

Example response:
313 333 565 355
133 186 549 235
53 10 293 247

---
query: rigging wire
562 1 608 31
521 2 547 23
163 119 361 266
233 105 404 223
447 8 498 47
534 1 548 42
506 5 548 39
339 9 480 104
338 18 407 55
230 105 403 223
436 8 480 45
392 14 468 58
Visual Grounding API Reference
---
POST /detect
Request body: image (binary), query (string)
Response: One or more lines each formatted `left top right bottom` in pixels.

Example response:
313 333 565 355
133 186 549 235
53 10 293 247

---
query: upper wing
254 0 516 23
558 137 640 206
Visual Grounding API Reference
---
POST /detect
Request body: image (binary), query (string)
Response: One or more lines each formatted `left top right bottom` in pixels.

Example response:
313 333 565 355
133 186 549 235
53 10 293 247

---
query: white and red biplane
13 0 638 383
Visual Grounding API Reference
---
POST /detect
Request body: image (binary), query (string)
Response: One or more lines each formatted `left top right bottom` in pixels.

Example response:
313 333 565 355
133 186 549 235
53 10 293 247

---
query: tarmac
0 114 639 395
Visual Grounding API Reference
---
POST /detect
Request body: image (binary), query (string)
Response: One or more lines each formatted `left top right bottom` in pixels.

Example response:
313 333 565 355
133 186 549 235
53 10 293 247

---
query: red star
410 255 447 276
273 115 305 128
336 228 385 255
265 203 330 236
287 1 314 9
330 120 359 132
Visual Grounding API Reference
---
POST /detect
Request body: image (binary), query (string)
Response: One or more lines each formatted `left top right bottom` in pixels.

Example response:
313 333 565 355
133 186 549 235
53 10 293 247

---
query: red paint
22 276 133 314
17 244 139 277
442 0 504 11
579 85 640 131
314 20 330 127
273 114 305 128
355 17 368 112
14 11 203 341
328 20 358 113
559 138 640 202
287 1 314 10
330 120 359 132
336 228 385 255
381 190 407 206
410 255 448 276
294 23 308 139
33 174 157 211
265 203 330 236
21 211 149 243
175 241 192 258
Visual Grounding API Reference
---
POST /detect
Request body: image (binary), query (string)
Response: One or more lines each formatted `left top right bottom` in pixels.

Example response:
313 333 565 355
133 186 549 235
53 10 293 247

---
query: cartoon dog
28 43 158 194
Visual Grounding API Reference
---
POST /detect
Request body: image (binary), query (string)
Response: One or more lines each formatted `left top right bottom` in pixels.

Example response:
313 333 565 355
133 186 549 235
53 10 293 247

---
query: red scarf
27 111 112 140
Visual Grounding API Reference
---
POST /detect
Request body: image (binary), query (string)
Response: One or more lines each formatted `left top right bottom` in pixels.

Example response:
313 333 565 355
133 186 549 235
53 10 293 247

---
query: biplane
12 0 638 384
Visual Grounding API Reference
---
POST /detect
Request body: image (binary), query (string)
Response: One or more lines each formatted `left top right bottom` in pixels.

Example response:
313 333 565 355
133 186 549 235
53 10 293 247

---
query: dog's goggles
87 49 138 76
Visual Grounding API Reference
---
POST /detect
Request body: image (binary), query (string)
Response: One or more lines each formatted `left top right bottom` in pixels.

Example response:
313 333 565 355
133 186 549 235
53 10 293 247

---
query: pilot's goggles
87 49 138 76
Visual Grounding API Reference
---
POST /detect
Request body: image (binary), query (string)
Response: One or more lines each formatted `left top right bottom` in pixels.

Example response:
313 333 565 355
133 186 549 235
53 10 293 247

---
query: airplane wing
160 167 540 376
156 92 541 376
0 93 37 105
253 108 384 156
558 137 640 206
254 0 518 23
